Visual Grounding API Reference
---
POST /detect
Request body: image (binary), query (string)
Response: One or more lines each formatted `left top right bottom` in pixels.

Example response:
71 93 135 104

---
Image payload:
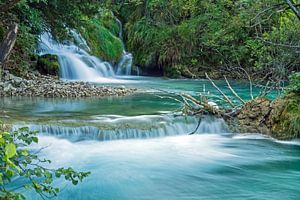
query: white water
38 27 134 81
12 115 229 142
116 52 133 75
115 17 133 76
38 32 115 81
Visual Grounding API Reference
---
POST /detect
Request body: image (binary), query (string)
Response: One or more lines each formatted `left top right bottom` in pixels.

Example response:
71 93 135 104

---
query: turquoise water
1 77 298 200
25 134 300 200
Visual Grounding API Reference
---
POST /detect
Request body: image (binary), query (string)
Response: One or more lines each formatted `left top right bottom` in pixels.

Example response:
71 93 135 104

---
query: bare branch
205 73 235 108
224 76 246 104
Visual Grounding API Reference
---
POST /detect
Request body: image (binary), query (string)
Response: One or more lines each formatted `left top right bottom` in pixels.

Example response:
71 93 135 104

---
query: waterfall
116 52 133 75
115 18 133 76
69 29 91 52
12 116 229 142
38 32 115 81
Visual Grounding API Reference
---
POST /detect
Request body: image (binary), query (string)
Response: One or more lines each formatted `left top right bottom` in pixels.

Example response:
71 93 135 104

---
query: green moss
37 54 60 76
272 93 300 140
98 10 120 37
79 19 124 62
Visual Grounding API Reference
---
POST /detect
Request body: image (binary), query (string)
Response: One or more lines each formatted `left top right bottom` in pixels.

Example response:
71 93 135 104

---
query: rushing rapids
12 115 229 142
2 77 299 200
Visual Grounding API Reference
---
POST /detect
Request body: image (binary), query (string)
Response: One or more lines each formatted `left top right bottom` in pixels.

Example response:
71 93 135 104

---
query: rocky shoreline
0 72 137 98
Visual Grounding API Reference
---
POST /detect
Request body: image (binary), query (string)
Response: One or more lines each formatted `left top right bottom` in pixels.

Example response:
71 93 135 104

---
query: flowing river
1 29 299 199
1 77 300 200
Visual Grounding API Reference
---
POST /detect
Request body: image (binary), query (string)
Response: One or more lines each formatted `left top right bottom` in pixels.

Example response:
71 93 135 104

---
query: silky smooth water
1 77 298 200
22 134 300 200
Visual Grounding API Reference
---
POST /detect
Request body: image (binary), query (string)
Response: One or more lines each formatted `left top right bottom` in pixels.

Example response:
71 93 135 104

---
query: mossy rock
270 93 300 140
36 54 60 76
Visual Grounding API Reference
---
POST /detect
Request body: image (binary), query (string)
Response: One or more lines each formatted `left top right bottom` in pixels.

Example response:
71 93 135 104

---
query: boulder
3 83 15 92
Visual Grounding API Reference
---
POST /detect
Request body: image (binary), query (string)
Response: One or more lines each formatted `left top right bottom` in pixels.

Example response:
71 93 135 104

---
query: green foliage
97 9 121 37
287 72 300 93
1 0 300 78
272 92 300 140
79 19 124 62
0 124 90 199
104 0 300 78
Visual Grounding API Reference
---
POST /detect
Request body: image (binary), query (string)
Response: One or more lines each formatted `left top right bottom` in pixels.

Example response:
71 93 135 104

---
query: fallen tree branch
224 75 246 104
205 73 235 108
188 117 202 135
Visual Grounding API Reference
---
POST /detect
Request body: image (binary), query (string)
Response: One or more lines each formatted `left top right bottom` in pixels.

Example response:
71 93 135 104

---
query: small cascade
115 17 133 76
115 18 123 40
69 29 91 52
12 116 229 142
116 52 133 75
38 32 115 81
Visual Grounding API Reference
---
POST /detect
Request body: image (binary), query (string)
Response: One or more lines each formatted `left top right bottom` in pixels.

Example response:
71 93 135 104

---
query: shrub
0 124 90 199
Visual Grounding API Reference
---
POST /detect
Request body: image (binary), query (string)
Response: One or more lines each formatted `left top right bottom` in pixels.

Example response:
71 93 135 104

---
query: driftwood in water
156 73 269 135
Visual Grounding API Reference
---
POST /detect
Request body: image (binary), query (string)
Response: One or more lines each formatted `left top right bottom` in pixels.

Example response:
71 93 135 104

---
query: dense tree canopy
0 0 299 79
102 0 300 79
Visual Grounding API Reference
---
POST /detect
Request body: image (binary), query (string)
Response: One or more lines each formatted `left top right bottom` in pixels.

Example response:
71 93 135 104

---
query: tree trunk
0 23 18 80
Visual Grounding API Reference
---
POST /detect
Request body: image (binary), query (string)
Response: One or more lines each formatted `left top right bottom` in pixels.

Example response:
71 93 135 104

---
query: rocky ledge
0 72 137 98
232 96 300 140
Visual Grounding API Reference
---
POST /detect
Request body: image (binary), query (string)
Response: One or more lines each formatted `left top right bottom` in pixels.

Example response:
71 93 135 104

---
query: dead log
0 23 18 63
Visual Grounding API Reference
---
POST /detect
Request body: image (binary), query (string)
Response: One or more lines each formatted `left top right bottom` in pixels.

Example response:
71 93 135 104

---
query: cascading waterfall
12 115 229 142
116 52 133 75
38 32 115 81
115 18 134 76
69 29 91 52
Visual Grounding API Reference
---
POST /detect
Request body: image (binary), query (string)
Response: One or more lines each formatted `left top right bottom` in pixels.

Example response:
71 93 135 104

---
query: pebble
0 71 137 98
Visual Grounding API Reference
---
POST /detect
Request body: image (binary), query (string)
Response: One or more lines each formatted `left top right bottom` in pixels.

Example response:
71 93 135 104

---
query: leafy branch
0 124 90 200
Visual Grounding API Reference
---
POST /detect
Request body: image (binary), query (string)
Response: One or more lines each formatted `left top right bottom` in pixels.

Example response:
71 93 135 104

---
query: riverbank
0 71 137 98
